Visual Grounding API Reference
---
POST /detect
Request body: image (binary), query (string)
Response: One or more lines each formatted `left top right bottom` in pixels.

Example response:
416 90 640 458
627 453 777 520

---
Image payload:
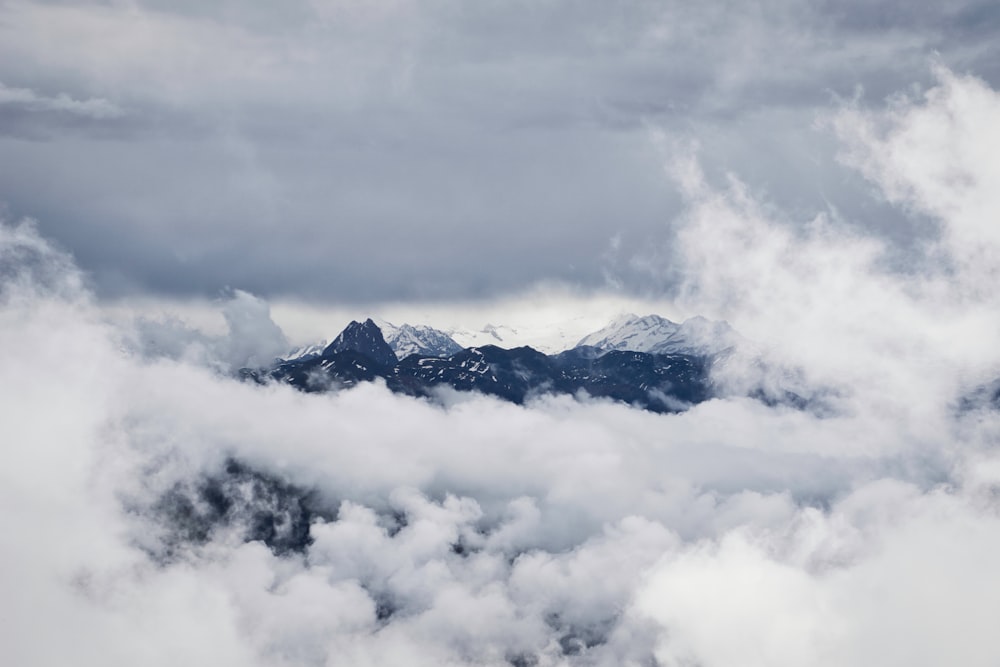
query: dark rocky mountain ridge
245 319 715 413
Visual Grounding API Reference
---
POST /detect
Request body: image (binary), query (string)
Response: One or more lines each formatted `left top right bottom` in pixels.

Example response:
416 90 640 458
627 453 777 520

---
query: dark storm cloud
0 0 997 301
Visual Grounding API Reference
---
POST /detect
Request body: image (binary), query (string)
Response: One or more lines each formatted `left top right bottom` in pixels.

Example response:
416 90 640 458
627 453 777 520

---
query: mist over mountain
5 22 1000 667
577 314 742 357
11 149 1000 661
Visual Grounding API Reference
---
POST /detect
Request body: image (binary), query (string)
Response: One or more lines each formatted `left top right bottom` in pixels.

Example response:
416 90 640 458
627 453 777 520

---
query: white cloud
638 482 1000 667
832 65 1000 295
4 66 1000 666
660 71 1000 428
126 288 288 371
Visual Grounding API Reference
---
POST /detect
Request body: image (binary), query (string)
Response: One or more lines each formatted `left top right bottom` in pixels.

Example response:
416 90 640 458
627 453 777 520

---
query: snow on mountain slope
652 315 742 355
375 319 463 359
448 323 521 350
280 341 327 362
576 314 681 352
279 312 739 363
280 321 461 362
448 319 594 354
576 313 740 356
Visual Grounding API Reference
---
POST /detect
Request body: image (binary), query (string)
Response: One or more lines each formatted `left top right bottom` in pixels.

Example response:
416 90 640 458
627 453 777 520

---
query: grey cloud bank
3 0 1000 300
4 63 1000 665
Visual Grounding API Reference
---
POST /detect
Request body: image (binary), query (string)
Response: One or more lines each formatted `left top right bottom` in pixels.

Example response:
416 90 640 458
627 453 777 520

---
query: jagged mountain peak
280 319 462 365
374 319 463 360
322 318 397 367
248 312 809 414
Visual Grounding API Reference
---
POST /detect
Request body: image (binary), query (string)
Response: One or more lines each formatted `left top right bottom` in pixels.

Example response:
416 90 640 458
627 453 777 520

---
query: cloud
658 70 1000 424
3 0 998 300
832 65 1000 292
0 81 124 119
638 481 1000 667
128 288 289 371
4 65 1000 666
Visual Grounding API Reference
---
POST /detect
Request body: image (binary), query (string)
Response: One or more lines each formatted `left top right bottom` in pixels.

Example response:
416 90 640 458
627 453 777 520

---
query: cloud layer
3 0 1000 300
4 68 1000 666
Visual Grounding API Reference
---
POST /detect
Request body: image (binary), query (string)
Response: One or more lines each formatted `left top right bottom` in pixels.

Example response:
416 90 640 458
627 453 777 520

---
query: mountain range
279 318 464 363
247 314 743 413
281 313 738 363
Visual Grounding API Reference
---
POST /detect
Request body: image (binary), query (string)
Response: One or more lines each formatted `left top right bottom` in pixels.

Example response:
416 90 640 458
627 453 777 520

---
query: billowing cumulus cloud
4 67 1000 666
129 288 289 371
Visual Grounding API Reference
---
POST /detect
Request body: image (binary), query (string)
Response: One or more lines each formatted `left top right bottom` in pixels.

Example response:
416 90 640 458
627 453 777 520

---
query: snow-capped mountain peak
374 319 463 360
576 313 740 356
576 313 680 352
279 320 462 364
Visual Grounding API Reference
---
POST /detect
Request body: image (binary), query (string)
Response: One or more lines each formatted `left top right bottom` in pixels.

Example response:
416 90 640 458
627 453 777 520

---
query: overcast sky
2 0 999 304
7 6 1000 663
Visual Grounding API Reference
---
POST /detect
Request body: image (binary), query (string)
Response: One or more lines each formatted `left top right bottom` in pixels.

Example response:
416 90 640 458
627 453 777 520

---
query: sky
2 0 1000 310
5 2 1000 666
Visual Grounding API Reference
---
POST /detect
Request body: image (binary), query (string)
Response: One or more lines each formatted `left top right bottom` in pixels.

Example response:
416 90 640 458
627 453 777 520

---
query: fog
3 68 1000 666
